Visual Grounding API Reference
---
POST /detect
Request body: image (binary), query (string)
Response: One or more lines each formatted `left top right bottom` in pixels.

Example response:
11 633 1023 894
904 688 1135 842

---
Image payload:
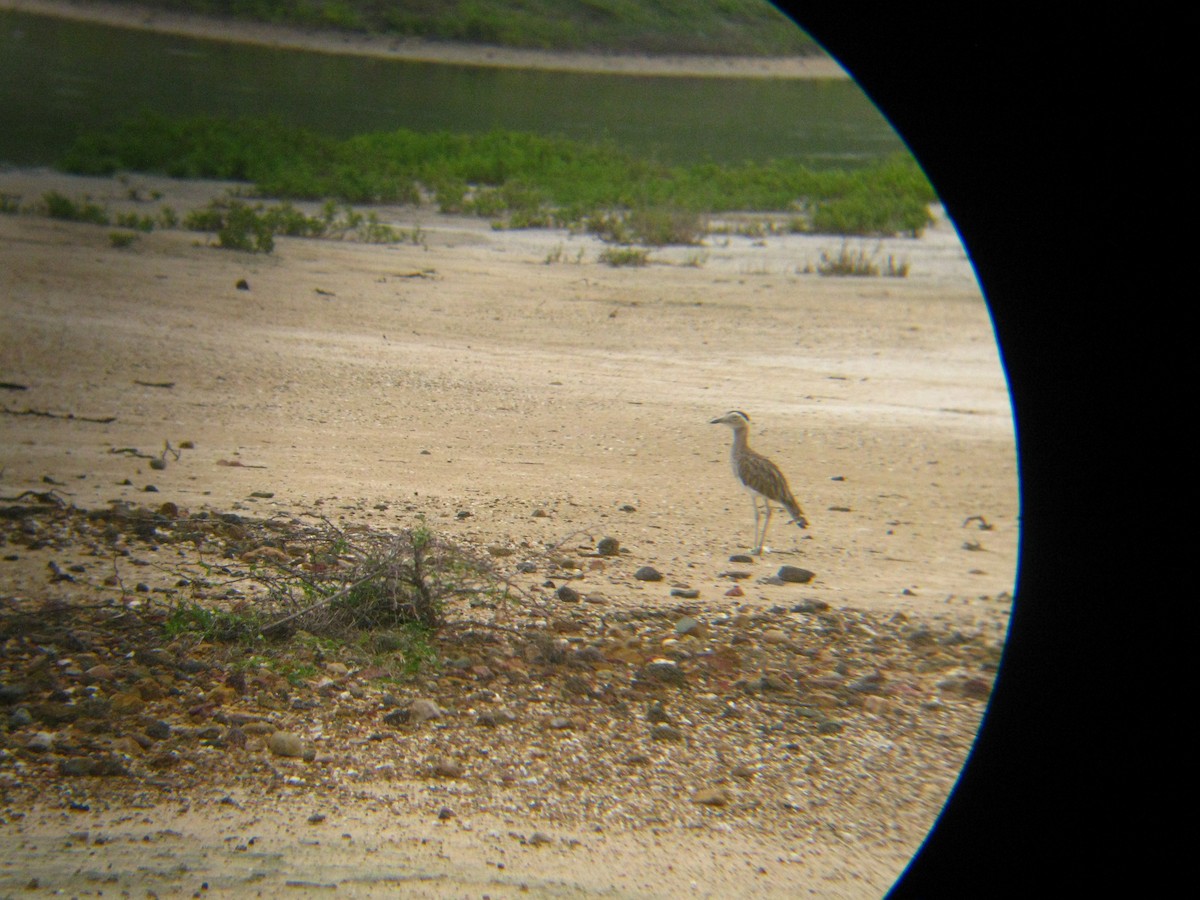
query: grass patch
108 230 139 248
815 241 910 277
599 246 650 267
43 191 110 225
60 114 936 242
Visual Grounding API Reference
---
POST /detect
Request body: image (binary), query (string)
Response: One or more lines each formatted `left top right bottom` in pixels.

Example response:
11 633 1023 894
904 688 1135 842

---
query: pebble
556 585 580 603
433 758 464 778
641 659 685 685
410 699 444 724
596 537 620 556
650 724 684 742
634 566 662 582
692 787 729 806
647 701 671 724
27 731 55 752
777 565 815 584
267 732 307 759
792 599 830 613
57 755 129 777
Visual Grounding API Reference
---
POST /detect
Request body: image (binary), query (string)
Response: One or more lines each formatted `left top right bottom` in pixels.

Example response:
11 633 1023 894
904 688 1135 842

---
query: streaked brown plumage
711 410 807 554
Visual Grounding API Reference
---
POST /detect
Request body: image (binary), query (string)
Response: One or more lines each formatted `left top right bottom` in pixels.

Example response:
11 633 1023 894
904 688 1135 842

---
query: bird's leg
760 502 773 554
751 495 762 554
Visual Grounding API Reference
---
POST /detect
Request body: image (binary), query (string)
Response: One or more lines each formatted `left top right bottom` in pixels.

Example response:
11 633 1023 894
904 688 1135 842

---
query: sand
0 165 1016 897
1 8 1016 897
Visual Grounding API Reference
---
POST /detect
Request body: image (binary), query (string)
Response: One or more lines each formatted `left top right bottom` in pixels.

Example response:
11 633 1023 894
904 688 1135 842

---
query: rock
692 787 729 806
777 566 815 583
528 832 553 846
640 658 685 685
646 701 671 724
729 554 754 563
556 585 580 603
58 755 129 777
27 731 55 752
0 683 29 705
761 629 789 644
409 699 444 724
433 758 464 778
792 599 829 613
477 709 517 728
84 664 116 681
597 537 620 556
633 566 662 582
650 724 684 742
437 807 454 821
267 731 306 758
670 589 700 599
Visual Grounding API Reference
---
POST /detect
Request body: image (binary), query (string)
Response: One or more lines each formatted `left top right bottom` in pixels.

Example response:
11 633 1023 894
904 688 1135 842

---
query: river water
0 9 905 168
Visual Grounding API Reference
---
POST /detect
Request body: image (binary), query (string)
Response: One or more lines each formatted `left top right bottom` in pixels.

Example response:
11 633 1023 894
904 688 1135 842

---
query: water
0 10 905 169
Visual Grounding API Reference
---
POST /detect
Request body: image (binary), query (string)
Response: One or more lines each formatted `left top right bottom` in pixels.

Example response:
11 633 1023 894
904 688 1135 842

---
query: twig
2 406 116 424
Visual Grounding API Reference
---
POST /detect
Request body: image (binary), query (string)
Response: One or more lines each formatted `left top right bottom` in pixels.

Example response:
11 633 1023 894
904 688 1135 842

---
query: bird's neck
730 426 750 455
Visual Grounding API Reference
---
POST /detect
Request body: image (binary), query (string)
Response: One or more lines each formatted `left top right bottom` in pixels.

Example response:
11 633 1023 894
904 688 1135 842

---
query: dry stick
2 406 116 423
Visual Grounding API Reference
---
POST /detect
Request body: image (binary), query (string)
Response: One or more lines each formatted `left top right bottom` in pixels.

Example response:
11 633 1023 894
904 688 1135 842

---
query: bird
710 410 807 554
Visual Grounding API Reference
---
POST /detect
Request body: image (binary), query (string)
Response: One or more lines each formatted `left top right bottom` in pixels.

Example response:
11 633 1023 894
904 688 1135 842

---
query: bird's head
710 410 751 429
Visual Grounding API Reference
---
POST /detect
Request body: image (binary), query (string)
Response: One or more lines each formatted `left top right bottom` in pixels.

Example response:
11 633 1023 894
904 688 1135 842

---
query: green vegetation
164 598 266 643
598 246 650 267
61 113 936 240
42 191 110 225
815 241 910 277
120 0 817 56
108 230 139 248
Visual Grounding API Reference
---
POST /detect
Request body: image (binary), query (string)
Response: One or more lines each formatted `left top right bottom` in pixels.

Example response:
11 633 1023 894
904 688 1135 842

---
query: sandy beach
0 164 1015 898
1 7 1015 898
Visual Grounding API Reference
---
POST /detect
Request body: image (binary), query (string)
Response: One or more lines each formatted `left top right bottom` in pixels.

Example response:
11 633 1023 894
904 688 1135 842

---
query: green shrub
599 246 650 267
42 191 109 225
59 115 935 240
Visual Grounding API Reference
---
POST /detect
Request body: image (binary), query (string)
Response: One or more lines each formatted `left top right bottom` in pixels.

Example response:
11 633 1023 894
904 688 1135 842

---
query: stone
692 787 729 806
267 731 306 758
777 566 815 584
650 724 684 742
634 566 662 582
410 699 444 724
641 659 685 685
597 537 620 556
